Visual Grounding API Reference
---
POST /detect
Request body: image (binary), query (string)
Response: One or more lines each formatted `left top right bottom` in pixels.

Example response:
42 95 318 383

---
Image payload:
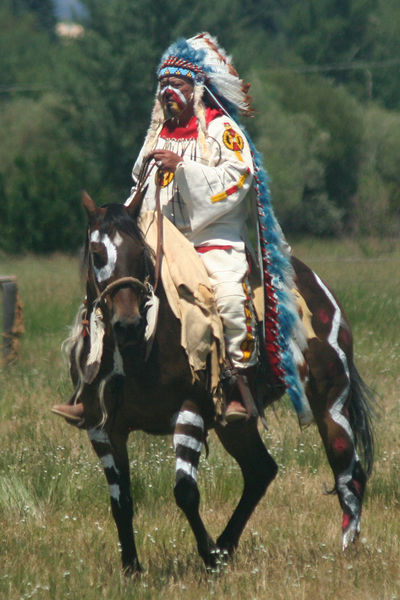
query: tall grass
0 239 399 600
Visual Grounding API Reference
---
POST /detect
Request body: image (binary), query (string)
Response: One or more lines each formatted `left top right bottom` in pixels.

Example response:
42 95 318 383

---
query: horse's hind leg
214 418 278 556
308 337 367 550
172 400 217 568
88 427 141 574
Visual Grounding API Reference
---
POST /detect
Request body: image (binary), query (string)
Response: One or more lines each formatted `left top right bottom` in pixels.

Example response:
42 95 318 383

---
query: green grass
1 238 399 599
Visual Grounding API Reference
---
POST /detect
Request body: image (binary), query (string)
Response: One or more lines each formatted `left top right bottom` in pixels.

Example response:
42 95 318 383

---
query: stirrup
51 403 84 424
224 400 247 423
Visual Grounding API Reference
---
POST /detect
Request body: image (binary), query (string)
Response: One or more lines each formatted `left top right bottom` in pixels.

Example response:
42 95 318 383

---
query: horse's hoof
122 561 143 577
205 547 230 573
342 514 361 550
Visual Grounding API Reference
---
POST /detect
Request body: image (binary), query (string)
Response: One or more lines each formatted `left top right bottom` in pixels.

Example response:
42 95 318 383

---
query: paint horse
62 192 374 574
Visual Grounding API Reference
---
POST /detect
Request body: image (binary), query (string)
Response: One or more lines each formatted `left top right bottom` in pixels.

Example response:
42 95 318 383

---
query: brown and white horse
61 192 374 574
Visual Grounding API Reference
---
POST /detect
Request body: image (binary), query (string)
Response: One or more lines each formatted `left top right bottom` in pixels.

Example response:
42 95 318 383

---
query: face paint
160 85 188 117
90 230 122 283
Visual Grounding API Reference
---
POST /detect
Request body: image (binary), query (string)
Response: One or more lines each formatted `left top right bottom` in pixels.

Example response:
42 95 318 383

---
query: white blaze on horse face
90 229 123 283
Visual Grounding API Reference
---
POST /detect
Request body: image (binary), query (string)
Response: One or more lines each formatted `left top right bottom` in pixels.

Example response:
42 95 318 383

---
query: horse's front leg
88 427 141 575
173 400 217 569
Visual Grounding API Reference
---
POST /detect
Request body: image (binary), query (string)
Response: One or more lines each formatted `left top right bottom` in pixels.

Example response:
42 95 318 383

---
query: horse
59 191 374 575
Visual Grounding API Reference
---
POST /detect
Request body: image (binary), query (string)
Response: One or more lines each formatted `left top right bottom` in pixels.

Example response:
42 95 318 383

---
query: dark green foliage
368 0 400 109
0 153 85 253
0 94 86 253
0 9 56 88
4 0 56 33
284 0 377 64
271 74 363 221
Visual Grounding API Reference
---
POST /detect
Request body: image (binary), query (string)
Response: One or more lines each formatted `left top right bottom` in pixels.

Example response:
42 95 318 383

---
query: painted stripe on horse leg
174 410 204 484
108 484 122 503
175 410 204 429
88 428 121 505
88 427 110 444
312 272 354 442
312 273 363 548
175 457 199 481
100 453 120 474
173 434 202 453
336 457 363 550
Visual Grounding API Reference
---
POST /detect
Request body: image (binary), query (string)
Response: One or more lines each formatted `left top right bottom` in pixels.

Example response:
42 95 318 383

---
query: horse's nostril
113 316 143 345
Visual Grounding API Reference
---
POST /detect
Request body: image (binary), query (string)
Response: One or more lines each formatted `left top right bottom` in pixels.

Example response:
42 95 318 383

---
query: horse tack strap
153 181 164 295
225 355 260 423
97 276 149 304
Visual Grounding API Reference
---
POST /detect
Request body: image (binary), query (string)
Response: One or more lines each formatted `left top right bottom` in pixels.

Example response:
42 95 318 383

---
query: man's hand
149 149 182 172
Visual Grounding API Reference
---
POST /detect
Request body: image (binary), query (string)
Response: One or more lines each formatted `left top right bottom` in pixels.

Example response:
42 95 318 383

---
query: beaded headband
158 58 205 82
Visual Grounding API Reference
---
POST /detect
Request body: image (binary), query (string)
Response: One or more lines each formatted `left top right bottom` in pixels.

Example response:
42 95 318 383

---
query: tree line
0 0 399 252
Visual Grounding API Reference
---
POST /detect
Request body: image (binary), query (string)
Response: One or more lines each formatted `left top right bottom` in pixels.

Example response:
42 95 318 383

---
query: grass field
1 238 399 600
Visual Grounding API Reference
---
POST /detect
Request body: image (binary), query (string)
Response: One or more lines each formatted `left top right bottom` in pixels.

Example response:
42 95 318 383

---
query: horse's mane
99 203 145 241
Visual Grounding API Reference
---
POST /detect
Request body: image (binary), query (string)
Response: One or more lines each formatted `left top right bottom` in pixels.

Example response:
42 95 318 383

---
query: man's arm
174 117 254 234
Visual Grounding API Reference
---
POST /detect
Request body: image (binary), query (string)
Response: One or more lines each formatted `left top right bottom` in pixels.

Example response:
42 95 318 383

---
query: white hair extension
142 84 164 156
61 303 86 405
193 82 208 157
61 303 86 362
97 374 112 428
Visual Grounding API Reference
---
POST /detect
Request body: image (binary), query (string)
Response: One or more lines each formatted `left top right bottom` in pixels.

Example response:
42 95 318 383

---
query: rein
131 154 164 295
153 182 163 294
96 276 150 304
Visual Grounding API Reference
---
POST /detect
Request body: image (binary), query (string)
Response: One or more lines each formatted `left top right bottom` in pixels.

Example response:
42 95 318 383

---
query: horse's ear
82 190 98 221
125 184 148 221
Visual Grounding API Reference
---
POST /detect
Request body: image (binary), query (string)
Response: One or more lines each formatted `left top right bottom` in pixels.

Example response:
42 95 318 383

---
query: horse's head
83 192 154 350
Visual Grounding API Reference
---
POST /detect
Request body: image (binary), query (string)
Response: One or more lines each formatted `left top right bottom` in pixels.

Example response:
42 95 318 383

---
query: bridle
96 276 151 306
87 228 153 311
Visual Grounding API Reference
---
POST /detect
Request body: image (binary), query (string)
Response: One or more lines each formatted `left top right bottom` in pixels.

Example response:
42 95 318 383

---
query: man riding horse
51 36 374 563
54 33 309 426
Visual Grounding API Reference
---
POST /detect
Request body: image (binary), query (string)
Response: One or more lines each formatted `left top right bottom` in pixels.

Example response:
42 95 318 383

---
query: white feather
144 287 160 360
87 307 105 367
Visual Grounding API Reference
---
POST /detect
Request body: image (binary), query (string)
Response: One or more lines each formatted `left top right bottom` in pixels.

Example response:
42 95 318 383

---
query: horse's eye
90 242 107 269
93 251 106 269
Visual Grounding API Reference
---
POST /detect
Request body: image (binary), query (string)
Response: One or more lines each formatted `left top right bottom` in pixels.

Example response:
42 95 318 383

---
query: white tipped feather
187 33 250 112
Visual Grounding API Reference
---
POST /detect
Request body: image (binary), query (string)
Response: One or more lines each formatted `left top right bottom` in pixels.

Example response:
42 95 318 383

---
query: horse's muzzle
112 315 145 348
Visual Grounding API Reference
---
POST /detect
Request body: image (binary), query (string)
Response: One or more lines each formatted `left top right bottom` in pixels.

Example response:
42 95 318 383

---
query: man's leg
197 246 258 421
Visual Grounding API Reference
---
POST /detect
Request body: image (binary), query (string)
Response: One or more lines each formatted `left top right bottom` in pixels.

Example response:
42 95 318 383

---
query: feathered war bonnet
142 32 252 155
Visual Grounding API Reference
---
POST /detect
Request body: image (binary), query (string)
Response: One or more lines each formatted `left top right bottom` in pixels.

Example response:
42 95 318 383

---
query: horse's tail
349 364 376 478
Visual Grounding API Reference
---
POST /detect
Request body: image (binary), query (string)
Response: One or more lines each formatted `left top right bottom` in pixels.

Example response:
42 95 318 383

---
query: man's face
159 76 194 119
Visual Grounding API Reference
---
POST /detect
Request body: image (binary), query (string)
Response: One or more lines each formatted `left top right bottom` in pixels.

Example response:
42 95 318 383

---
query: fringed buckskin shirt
126 108 254 251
